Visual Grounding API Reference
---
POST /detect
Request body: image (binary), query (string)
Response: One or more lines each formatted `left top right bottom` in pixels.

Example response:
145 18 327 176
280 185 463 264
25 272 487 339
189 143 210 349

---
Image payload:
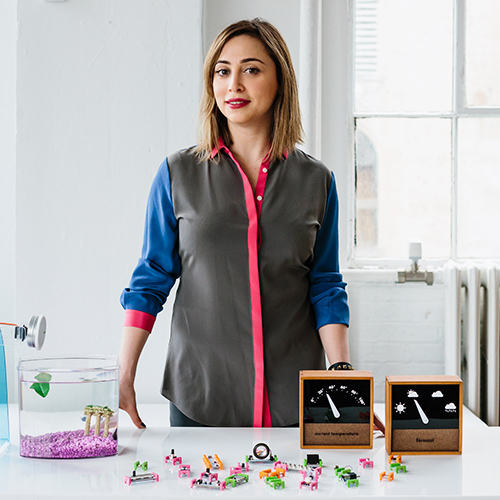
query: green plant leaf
30 372 52 398
35 372 52 383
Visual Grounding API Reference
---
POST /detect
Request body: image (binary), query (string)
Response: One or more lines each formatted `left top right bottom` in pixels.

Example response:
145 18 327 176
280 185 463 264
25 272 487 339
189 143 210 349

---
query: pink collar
210 137 228 159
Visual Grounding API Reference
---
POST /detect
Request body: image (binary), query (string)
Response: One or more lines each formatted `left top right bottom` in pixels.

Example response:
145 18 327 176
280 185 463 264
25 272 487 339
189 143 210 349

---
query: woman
119 18 350 428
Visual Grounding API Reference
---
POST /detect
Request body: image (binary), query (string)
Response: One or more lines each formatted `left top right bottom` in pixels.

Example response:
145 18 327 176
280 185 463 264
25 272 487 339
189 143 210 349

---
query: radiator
444 262 500 425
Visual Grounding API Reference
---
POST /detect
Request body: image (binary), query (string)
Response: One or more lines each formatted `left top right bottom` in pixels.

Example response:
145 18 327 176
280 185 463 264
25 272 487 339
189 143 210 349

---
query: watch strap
328 362 354 371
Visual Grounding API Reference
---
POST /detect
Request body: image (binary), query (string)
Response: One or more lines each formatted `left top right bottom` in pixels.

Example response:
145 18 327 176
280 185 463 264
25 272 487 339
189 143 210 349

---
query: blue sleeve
309 172 350 328
120 158 181 317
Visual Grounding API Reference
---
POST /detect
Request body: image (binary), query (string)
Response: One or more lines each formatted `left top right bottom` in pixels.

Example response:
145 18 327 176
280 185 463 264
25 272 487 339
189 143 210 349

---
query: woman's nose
228 74 243 92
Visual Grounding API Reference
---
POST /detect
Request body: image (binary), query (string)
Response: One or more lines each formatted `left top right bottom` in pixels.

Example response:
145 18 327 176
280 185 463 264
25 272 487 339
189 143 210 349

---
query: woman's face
213 34 278 134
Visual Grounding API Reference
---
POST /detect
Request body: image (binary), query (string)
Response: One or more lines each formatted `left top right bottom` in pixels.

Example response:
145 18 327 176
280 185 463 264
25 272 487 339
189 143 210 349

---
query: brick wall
346 279 445 402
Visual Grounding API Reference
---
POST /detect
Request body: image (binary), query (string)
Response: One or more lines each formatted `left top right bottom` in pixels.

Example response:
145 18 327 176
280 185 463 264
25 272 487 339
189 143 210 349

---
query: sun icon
395 402 406 414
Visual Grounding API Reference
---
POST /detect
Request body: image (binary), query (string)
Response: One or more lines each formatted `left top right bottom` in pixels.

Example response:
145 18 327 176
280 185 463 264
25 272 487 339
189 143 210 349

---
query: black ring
253 442 270 459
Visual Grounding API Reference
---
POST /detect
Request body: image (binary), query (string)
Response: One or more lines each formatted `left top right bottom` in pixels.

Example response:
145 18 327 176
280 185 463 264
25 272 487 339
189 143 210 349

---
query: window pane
465 0 500 106
354 0 453 113
355 118 451 258
457 118 500 258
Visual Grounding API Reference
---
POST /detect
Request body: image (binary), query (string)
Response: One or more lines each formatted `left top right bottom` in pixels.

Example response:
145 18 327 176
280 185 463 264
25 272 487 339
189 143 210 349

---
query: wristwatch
328 362 354 371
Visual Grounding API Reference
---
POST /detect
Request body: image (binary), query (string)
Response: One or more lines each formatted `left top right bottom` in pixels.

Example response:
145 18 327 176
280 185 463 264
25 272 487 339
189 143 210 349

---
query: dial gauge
300 371 374 449
303 379 370 424
391 384 460 430
386 375 463 455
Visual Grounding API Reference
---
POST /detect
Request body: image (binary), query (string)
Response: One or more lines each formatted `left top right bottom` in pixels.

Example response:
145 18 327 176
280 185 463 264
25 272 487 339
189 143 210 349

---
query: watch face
303 379 371 424
391 384 460 430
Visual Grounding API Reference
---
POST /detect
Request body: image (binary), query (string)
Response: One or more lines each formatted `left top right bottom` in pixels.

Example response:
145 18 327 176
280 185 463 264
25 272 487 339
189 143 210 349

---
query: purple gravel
20 429 117 459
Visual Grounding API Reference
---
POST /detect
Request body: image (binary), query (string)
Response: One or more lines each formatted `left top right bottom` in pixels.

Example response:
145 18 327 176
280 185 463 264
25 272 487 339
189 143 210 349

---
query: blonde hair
195 19 303 163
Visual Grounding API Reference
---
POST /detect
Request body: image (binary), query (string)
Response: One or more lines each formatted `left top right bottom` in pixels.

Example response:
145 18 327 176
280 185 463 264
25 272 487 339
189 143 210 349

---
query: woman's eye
245 67 260 74
215 68 229 77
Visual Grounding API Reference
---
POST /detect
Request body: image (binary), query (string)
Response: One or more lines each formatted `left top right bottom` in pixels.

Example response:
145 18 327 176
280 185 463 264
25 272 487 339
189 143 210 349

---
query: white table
0 403 499 499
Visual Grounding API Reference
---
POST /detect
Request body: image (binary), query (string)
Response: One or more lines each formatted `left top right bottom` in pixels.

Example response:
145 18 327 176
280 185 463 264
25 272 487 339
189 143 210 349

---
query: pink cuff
123 310 156 333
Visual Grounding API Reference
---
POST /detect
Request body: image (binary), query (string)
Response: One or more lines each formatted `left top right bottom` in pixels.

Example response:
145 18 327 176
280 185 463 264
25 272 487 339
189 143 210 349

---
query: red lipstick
226 99 250 109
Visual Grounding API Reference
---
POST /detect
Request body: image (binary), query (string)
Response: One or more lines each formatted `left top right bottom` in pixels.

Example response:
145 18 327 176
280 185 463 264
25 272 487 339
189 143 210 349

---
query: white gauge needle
414 400 429 424
326 393 340 419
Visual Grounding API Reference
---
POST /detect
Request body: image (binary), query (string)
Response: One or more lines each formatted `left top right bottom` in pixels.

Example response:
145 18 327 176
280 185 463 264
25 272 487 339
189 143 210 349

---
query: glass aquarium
18 357 119 459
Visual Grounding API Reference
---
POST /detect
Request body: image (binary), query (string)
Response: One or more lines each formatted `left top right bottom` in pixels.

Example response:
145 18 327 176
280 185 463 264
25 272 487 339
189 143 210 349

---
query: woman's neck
227 124 271 191
228 123 271 166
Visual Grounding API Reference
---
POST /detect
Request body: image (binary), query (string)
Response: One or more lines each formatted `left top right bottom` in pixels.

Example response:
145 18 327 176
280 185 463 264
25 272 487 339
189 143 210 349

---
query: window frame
347 0 500 269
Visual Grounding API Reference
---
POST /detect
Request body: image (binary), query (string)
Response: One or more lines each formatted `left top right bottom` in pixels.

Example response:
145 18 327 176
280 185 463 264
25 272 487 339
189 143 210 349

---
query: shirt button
257 195 263 201
262 167 268 173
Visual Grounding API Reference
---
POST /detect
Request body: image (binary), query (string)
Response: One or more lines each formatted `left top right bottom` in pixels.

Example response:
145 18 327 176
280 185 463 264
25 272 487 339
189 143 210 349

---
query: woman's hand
119 377 145 428
119 326 150 428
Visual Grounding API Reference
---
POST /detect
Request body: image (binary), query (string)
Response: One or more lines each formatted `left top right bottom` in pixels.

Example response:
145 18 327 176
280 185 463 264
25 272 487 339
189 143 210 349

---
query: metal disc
26 315 46 350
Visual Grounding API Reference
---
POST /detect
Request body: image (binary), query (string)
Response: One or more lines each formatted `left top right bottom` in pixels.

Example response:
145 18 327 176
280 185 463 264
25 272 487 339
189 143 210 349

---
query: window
355 130 378 252
352 0 500 265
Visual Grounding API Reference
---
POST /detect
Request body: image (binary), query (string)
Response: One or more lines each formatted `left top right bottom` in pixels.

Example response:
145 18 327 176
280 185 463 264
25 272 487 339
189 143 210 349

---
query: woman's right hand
119 378 146 428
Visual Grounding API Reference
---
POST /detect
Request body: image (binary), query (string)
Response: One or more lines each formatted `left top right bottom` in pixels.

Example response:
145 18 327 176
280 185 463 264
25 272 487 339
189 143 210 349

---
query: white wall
347 277 445 402
14 0 202 404
0 0 18 400
203 0 300 66
0 1 17 323
7 0 447 407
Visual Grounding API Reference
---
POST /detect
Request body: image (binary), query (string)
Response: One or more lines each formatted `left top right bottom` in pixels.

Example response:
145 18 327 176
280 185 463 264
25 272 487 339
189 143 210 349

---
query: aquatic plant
29 372 51 398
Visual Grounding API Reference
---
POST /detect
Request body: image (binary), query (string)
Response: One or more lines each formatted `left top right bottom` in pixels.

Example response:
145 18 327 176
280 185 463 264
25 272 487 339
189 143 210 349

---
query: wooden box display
299 370 373 449
385 375 463 455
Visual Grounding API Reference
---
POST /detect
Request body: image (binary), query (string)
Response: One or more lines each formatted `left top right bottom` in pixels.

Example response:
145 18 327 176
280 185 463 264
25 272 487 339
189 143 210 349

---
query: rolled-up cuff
123 309 156 333
314 293 350 330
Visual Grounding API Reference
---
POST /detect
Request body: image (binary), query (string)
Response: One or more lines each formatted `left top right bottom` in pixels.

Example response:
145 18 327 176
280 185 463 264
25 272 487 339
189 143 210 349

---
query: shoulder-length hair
195 18 303 163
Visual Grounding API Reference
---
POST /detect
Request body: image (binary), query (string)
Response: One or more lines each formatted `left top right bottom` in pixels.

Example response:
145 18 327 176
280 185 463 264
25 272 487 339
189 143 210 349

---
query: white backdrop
13 0 205 404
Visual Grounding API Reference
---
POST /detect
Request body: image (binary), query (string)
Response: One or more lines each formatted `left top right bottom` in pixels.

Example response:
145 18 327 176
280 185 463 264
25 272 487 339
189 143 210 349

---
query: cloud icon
445 403 457 411
432 391 444 398
407 390 419 398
